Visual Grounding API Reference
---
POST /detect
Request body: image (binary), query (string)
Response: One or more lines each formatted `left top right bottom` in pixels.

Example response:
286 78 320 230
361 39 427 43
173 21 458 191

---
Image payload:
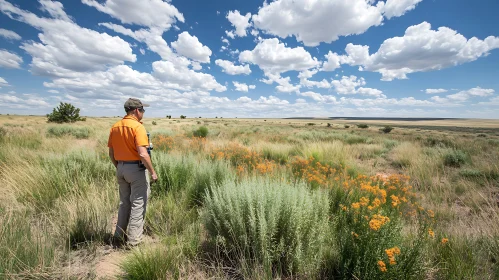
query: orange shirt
108 115 149 161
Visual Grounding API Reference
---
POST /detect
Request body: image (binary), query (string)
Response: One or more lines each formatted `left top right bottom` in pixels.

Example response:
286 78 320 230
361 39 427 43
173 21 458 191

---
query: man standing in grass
107 98 158 247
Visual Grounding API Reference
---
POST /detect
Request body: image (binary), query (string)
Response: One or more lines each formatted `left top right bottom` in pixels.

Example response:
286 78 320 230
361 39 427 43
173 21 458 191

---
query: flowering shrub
327 174 430 279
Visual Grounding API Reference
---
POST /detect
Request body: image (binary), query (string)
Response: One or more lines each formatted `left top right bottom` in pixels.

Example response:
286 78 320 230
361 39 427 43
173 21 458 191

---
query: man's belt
119 160 141 164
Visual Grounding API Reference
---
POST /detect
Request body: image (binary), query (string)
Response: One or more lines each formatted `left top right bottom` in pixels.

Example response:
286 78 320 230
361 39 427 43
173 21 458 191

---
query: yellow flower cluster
428 229 435 238
369 214 390 231
378 260 387 272
441 238 449 244
385 246 401 265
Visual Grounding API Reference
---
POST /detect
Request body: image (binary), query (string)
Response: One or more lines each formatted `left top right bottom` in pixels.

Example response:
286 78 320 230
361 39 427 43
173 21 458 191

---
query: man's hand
151 172 158 184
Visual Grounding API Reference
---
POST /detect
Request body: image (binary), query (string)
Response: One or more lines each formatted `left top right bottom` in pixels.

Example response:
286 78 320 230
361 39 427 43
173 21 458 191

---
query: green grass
0 211 57 277
121 245 184 280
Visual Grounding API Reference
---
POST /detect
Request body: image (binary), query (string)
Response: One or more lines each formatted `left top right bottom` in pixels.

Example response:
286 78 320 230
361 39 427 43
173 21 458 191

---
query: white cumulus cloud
171 31 212 63
239 38 319 74
152 61 226 92
82 0 184 30
0 0 135 77
227 10 251 37
233 81 255 92
329 22 499 81
251 0 422 47
215 59 251 75
383 0 423 19
332 76 385 97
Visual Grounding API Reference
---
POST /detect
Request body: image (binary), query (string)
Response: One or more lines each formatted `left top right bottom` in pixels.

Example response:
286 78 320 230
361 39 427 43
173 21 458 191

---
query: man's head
124 98 150 120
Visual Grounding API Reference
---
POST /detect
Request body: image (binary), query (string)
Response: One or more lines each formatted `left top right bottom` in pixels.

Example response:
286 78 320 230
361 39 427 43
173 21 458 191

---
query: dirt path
94 246 127 280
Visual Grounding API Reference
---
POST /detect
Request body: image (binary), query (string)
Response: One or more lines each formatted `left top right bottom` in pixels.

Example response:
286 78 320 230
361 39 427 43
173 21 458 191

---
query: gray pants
114 162 150 245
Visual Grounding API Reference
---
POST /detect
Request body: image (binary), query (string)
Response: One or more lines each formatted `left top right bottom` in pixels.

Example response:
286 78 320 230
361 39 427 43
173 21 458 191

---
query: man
108 98 158 247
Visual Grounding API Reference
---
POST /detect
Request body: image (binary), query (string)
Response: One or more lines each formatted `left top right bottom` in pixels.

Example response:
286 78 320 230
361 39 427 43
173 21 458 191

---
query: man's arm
109 147 118 168
137 146 158 183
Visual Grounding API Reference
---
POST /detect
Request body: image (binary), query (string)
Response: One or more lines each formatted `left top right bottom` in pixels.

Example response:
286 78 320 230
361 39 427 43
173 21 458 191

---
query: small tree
166 115 172 119
47 102 86 123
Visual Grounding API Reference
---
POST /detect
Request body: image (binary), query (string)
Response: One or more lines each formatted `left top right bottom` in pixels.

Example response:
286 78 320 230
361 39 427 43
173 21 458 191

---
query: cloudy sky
1 0 499 118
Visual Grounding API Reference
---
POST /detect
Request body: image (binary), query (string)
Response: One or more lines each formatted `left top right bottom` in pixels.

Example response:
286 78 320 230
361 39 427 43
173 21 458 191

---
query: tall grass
203 177 330 277
9 150 115 212
0 211 57 277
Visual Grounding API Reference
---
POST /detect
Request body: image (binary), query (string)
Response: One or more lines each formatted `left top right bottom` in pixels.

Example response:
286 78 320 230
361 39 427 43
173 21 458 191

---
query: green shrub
152 121 157 125
47 102 86 123
381 126 394 133
47 125 91 139
345 135 369 145
443 150 469 167
459 169 482 178
357 124 369 129
344 125 350 128
193 126 209 138
308 123 316 126
203 178 330 277
384 139 399 149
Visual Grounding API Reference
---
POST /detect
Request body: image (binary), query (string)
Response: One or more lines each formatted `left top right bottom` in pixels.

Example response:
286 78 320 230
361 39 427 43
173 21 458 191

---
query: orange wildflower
378 260 387 272
369 214 390 231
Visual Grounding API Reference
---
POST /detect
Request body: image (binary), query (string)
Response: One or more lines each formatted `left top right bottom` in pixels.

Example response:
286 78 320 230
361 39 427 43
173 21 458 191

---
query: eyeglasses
138 107 145 113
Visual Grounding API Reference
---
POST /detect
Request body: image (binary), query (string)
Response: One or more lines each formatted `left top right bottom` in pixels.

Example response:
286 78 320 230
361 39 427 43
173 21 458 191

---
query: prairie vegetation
0 115 498 279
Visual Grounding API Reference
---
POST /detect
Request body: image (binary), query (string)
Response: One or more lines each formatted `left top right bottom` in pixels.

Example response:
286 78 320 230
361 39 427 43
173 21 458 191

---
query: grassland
0 115 498 279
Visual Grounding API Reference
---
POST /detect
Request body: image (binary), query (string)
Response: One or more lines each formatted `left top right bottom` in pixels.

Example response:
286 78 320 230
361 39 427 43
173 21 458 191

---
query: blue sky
1 0 499 118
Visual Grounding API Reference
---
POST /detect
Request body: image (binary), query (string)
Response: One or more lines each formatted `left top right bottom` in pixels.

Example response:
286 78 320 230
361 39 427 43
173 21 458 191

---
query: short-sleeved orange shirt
108 115 149 161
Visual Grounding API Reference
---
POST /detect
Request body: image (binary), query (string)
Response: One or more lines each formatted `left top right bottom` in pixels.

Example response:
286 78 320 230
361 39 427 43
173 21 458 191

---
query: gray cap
124 98 150 109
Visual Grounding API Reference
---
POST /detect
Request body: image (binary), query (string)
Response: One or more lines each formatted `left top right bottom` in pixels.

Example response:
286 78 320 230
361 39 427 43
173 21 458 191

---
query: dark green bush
344 125 350 128
152 121 157 125
444 150 469 167
380 126 394 133
357 124 369 129
47 102 86 123
193 126 209 138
